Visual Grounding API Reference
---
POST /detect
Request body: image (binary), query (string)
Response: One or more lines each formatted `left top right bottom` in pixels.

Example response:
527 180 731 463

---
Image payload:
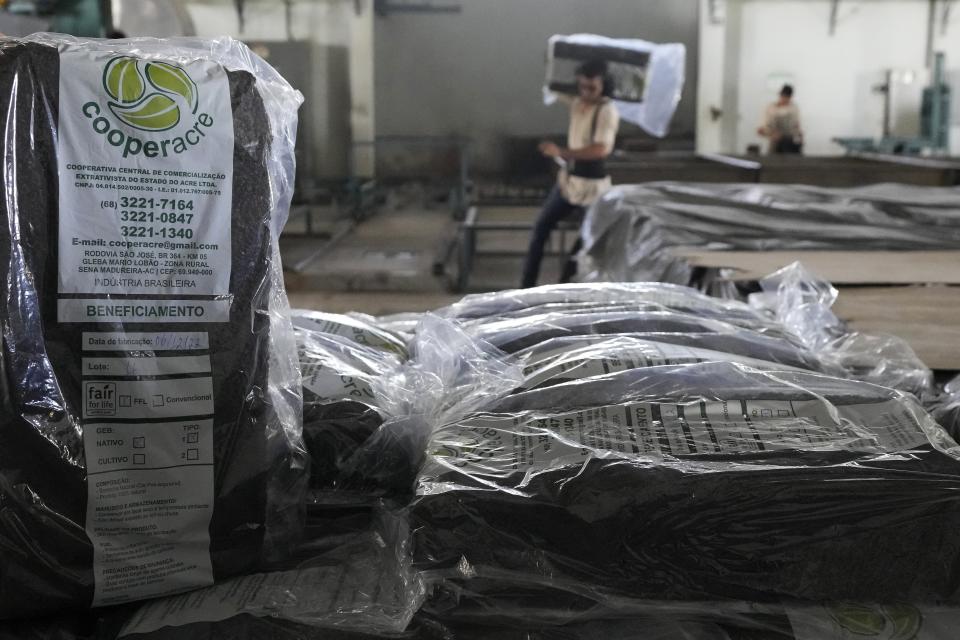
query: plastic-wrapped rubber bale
112 510 427 639
441 284 836 376
413 362 960 605
295 324 402 502
579 182 960 290
431 599 798 639
0 34 304 616
468 308 830 372
434 601 960 639
440 282 770 323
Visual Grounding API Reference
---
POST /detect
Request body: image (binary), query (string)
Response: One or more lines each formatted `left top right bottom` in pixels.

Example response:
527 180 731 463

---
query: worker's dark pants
521 186 583 288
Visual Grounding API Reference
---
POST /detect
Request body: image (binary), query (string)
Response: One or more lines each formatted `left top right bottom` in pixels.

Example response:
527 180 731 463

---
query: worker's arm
757 105 773 137
540 103 618 161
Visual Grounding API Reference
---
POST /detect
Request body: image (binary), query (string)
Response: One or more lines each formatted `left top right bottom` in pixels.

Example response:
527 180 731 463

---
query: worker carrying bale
523 34 685 288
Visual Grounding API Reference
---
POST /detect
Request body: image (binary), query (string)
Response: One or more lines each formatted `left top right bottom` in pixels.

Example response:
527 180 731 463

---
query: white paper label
300 352 377 404
80 337 216 605
83 377 214 420
57 49 234 298
84 416 214 606
83 331 209 351
293 315 404 354
58 298 230 323
420 399 933 485
82 355 210 377
56 47 233 607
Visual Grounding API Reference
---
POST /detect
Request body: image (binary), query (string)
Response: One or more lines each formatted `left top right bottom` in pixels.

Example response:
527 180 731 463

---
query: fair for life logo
103 57 198 132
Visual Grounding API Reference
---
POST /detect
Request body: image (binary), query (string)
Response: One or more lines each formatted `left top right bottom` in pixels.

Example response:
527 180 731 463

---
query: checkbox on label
186 433 199 444
186 449 199 461
152 394 164 407
133 437 145 449
133 454 145 465
119 395 132 408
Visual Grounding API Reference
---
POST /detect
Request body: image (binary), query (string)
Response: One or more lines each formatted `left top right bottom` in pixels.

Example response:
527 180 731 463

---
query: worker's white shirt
761 102 802 141
559 98 620 206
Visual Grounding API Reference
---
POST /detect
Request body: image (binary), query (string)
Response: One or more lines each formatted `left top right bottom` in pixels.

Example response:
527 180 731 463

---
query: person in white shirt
521 59 620 288
757 84 803 154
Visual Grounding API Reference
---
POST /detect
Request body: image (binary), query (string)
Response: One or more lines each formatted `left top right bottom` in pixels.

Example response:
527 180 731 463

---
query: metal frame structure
447 150 960 293
453 205 580 293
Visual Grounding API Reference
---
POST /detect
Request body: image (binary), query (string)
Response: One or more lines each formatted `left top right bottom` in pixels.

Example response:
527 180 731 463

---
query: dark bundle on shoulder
0 34 304 617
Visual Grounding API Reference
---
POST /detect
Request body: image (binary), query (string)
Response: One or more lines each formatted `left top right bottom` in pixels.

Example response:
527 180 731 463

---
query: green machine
835 52 952 155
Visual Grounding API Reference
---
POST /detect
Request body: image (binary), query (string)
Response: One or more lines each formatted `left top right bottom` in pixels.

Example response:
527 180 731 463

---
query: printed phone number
120 211 194 225
119 197 195 211
120 226 195 239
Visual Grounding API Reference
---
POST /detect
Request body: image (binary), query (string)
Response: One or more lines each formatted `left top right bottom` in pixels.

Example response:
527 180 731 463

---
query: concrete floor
281 201 572 315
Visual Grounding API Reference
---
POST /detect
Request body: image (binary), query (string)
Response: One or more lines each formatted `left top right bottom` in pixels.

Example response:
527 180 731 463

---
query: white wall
374 0 700 173
698 0 960 156
167 0 361 179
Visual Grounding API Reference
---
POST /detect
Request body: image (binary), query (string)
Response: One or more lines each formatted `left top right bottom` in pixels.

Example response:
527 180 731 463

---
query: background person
757 84 803 154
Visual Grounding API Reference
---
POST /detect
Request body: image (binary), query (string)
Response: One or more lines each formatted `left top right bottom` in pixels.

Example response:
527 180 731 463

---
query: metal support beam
828 0 840 36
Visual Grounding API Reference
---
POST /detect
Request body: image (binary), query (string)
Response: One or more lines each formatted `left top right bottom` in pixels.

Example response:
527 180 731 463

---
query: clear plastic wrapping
435 601 960 639
115 508 426 638
928 374 960 441
441 283 836 375
754 263 933 395
341 315 522 503
0 34 305 616
292 310 409 358
413 361 960 612
293 317 403 503
403 285 960 623
544 34 686 137
580 182 960 289
6 599 960 639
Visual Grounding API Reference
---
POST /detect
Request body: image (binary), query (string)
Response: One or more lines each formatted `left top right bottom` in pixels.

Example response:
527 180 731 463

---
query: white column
349 0 376 178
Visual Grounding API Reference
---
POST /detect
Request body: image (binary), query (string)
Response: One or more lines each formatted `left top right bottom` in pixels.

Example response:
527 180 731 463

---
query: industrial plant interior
2 1 960 638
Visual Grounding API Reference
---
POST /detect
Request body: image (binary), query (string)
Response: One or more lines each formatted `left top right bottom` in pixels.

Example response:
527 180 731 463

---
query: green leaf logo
882 603 922 640
103 56 145 104
109 93 180 132
101 56 200 133
145 62 198 114
829 603 887 636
